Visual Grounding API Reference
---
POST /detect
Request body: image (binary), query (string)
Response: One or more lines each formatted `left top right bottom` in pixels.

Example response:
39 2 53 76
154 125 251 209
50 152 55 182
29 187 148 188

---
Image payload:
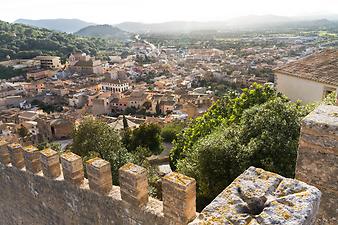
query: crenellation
60 152 84 185
296 104 338 225
119 162 149 206
23 145 41 173
86 157 112 195
40 148 61 179
162 172 196 225
7 143 25 169
0 140 10 165
0 138 326 225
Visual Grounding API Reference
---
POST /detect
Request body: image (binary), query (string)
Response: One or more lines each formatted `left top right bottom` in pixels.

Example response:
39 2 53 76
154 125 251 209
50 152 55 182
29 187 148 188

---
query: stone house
70 58 103 75
50 119 73 139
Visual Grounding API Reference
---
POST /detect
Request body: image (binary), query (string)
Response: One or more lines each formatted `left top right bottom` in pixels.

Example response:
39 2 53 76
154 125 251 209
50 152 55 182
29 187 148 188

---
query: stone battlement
1 104 335 225
0 142 321 225
296 104 338 225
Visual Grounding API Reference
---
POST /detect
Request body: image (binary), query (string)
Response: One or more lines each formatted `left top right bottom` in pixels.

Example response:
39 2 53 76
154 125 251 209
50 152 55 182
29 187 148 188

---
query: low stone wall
296 104 338 225
0 140 322 225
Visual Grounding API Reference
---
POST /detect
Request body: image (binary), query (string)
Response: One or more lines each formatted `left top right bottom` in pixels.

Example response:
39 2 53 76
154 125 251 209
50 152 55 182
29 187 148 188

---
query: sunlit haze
2 0 338 24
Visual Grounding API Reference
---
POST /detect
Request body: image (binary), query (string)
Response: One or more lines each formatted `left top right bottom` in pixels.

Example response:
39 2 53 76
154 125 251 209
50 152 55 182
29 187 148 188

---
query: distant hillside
0 20 114 61
116 15 338 33
75 24 131 39
15 18 95 33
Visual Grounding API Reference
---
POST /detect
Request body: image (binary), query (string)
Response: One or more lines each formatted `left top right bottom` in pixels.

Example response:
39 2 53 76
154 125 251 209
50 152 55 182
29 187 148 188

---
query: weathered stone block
119 162 149 206
23 145 41 173
7 143 25 169
40 148 61 179
190 167 321 225
0 140 10 165
295 104 338 225
162 172 196 224
60 152 84 185
86 157 112 195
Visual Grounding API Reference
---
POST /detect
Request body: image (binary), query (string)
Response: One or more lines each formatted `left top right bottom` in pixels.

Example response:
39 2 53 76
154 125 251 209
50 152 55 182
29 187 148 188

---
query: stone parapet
0 141 324 225
40 148 61 179
119 162 149 206
0 140 10 165
86 157 112 195
7 143 25 169
60 152 84 185
296 104 338 225
162 172 196 224
23 145 41 174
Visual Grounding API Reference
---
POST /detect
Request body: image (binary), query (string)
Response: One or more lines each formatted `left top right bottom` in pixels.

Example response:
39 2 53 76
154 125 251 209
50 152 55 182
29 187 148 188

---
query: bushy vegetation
72 118 165 186
72 117 132 184
161 121 186 143
323 91 336 105
123 123 163 154
0 20 119 61
170 83 313 209
0 65 25 79
31 99 63 114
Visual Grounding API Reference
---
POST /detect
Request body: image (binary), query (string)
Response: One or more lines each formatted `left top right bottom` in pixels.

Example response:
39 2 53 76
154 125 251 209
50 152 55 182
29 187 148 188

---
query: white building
274 49 338 104
100 80 129 93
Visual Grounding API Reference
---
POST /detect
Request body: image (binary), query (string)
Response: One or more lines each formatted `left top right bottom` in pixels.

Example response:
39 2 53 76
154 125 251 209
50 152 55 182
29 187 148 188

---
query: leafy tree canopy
72 117 131 184
171 83 313 209
126 123 163 155
0 20 120 61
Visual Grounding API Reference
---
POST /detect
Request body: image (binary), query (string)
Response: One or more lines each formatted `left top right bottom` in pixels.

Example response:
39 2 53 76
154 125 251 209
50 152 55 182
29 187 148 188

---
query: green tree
128 123 163 154
161 121 186 143
170 83 283 169
37 142 62 152
18 125 28 138
174 87 312 209
155 101 161 115
72 117 131 184
122 115 129 130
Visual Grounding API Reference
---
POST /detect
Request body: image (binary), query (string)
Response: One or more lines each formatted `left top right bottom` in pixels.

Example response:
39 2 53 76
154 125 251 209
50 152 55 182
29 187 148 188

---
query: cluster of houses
0 36 337 145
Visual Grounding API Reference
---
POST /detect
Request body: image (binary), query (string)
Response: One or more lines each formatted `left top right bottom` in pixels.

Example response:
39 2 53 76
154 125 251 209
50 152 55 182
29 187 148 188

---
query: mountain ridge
75 24 131 39
14 18 95 33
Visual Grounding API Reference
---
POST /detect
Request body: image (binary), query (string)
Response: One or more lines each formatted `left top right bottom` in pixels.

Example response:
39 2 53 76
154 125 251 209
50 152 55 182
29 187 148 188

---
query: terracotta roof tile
275 49 338 86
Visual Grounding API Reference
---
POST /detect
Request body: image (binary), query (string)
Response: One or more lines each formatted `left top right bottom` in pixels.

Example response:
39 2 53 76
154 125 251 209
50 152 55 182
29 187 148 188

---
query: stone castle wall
296 104 338 225
1 104 333 225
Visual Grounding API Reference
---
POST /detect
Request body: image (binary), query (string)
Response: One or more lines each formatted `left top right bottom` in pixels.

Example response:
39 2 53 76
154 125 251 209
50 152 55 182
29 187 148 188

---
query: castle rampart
296 104 338 225
1 105 334 225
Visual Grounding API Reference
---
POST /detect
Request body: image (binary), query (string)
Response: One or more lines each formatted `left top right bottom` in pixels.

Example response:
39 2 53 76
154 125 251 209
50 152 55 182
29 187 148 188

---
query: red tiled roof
274 49 338 86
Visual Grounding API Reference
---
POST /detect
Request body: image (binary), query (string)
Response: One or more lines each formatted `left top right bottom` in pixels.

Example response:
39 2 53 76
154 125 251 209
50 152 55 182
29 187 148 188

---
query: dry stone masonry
119 162 149 206
296 104 338 225
190 167 321 225
1 104 333 225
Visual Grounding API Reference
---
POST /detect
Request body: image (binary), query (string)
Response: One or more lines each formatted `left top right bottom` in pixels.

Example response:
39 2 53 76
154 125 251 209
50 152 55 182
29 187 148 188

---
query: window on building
323 86 335 99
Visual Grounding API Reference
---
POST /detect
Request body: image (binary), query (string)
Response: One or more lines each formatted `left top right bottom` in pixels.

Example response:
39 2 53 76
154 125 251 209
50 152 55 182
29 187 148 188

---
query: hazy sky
2 0 338 24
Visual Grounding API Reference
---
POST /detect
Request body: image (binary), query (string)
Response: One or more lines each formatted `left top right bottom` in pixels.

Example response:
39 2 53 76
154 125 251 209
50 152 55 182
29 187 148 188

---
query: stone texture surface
60 152 84 185
40 148 61 179
0 140 10 165
0 157 323 225
190 167 321 225
86 157 112 195
163 172 197 224
0 163 167 225
296 104 338 225
23 145 41 174
7 143 25 169
119 162 149 206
